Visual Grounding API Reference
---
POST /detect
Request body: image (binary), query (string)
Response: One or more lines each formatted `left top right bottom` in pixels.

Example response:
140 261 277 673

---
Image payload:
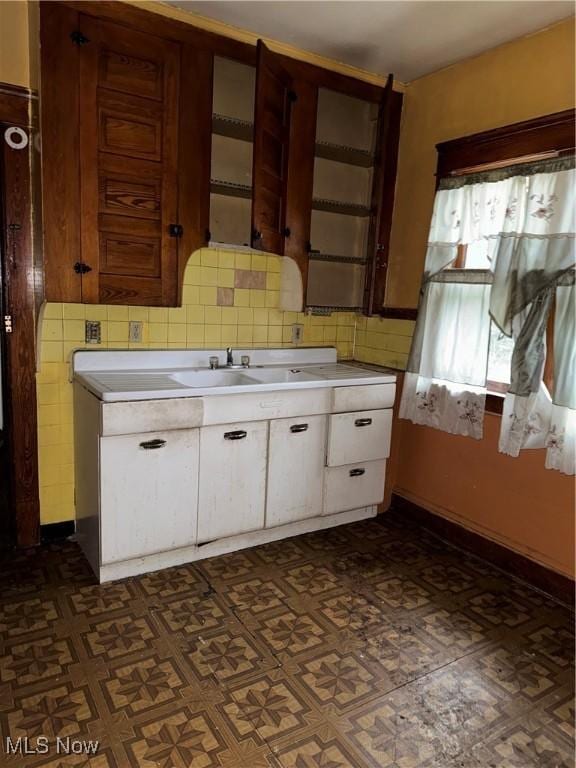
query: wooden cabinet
99 429 199 564
266 414 326 527
40 3 212 306
305 75 399 313
40 2 401 311
78 17 180 305
197 420 267 543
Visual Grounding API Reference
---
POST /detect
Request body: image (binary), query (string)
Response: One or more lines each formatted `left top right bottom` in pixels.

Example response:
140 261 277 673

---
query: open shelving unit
306 88 378 310
209 58 256 247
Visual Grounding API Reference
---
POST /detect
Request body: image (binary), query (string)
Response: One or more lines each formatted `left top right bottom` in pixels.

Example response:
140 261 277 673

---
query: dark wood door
283 78 317 297
0 114 40 548
251 41 293 255
0 180 12 549
78 16 180 305
177 44 213 294
364 75 402 314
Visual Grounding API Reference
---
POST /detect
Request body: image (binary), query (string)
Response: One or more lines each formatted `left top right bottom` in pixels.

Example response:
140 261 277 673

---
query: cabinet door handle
224 430 247 440
139 438 166 450
354 418 372 427
290 423 308 433
349 468 366 477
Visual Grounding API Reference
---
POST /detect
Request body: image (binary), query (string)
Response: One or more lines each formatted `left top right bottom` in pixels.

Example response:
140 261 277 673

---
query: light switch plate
129 321 143 343
85 320 101 344
291 324 304 344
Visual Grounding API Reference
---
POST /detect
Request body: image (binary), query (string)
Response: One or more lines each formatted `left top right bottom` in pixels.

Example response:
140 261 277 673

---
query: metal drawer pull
139 439 166 450
224 430 247 440
349 468 366 477
355 418 373 427
290 423 309 433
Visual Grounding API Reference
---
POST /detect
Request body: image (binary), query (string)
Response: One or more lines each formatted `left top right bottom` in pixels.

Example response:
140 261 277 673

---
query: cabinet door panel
79 15 179 305
198 421 267 543
283 79 317 295
252 41 293 255
99 47 164 100
99 232 161 278
266 415 326 528
100 430 199 564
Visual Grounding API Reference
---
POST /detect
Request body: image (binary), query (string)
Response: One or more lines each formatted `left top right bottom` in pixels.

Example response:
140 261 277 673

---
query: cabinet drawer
202 388 330 425
327 409 392 466
324 460 386 515
332 383 395 413
101 398 204 436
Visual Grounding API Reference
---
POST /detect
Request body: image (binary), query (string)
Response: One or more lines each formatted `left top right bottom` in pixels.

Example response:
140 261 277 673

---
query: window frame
434 109 575 414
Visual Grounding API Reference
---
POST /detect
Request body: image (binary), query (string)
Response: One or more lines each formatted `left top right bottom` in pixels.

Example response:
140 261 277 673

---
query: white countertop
73 348 396 402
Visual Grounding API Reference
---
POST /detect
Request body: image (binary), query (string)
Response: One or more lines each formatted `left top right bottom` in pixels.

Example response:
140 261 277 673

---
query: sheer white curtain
400 157 575 473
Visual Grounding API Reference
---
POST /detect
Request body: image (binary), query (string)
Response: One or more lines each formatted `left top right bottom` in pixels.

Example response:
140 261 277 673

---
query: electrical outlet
85 320 101 344
291 324 304 344
129 321 143 343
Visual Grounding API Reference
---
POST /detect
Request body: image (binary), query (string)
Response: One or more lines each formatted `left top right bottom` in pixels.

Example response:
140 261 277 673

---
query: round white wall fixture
4 126 29 150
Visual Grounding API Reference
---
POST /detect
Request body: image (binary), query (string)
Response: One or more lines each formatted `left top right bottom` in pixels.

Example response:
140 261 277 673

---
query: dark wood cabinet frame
273 58 405 316
0 83 41 547
435 108 576 414
43 0 405 315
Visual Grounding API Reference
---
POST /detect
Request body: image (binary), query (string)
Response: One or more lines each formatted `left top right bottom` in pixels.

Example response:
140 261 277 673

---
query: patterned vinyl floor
0 511 574 768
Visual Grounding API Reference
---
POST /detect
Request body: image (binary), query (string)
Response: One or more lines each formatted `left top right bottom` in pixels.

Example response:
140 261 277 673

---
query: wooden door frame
0 82 40 548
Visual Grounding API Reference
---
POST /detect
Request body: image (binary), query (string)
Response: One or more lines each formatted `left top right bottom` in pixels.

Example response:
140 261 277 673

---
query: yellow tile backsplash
353 315 415 369
36 247 414 524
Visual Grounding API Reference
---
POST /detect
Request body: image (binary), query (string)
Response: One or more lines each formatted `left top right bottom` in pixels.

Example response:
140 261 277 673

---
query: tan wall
396 417 575 578
387 17 576 308
0 1 31 87
386 18 575 579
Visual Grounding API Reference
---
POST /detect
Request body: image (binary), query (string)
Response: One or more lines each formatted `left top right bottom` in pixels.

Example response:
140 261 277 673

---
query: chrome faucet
225 348 250 369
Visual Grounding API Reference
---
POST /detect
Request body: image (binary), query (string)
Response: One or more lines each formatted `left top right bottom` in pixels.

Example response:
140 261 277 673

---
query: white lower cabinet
75 374 396 581
100 429 199 564
198 420 268 543
324 460 386 515
266 415 327 527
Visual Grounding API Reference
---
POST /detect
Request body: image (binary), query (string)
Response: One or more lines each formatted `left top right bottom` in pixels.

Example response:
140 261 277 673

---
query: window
448 242 513 395
435 109 575 411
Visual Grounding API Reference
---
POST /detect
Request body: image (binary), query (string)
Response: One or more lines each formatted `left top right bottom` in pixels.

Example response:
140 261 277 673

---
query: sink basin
171 370 259 388
249 367 318 384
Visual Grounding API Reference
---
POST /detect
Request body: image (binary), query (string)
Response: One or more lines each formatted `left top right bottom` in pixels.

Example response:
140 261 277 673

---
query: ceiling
167 1 574 82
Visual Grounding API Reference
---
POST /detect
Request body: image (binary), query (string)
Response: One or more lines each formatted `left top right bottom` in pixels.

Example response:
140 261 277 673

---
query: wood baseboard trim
391 493 575 606
40 521 76 542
